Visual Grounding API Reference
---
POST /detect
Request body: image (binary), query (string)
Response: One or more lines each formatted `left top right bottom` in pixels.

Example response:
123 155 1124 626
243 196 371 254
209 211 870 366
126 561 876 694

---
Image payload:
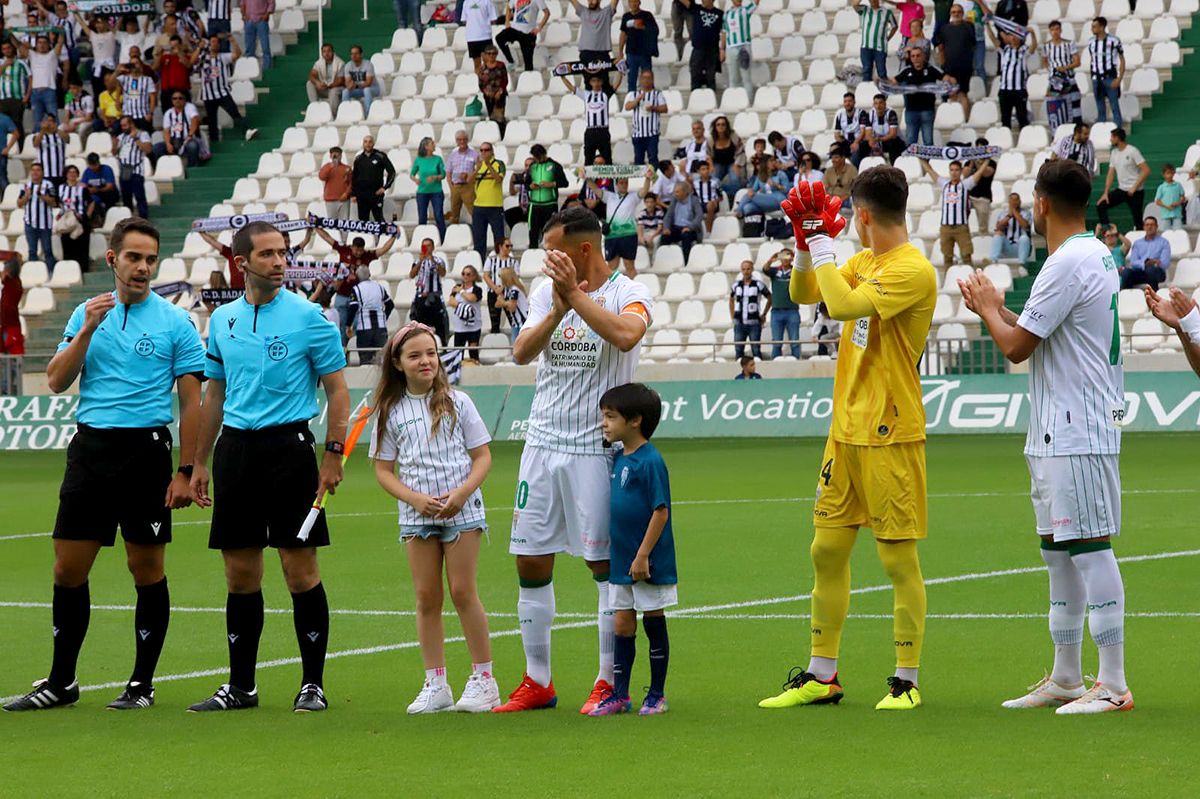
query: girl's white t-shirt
368 389 491 527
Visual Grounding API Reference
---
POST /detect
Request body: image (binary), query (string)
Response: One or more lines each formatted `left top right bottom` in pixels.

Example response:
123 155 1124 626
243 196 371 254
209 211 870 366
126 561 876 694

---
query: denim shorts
399 520 488 544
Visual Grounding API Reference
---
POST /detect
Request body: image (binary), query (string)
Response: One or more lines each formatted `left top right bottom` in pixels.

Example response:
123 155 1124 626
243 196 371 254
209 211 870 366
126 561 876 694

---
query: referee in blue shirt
3 218 206 713
188 221 350 714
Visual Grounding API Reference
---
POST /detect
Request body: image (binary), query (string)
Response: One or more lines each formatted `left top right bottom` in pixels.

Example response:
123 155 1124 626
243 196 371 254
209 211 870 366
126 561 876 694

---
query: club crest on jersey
595 296 607 308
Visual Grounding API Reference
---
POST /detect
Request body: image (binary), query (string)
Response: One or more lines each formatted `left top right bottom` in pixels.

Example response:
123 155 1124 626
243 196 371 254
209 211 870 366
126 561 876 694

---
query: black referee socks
291 583 329 688
49 582 90 687
130 577 170 687
227 591 265 692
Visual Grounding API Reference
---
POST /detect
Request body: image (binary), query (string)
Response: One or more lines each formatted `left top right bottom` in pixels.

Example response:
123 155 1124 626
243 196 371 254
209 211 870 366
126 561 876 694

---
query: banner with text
3 375 1200 450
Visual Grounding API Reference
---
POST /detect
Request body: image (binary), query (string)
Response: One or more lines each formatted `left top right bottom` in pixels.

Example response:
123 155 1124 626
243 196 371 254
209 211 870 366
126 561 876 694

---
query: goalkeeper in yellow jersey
758 170 937 711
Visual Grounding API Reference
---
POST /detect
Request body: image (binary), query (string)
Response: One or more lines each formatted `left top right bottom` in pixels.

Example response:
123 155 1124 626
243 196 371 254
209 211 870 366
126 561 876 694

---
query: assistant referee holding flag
3 218 205 712
188 221 350 714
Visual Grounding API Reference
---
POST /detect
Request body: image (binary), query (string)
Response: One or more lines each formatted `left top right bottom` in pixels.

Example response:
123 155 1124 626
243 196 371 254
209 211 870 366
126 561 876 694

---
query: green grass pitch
1 434 1197 797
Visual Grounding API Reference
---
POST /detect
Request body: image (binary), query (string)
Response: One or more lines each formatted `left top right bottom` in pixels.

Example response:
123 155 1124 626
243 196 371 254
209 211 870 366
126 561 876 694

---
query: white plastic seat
19 285 54 315
662 272 696 301
1016 125 1050 153
20 261 49 287
280 126 309 153
683 328 718 361
1173 258 1200 290
703 301 732 331
1130 316 1165 351
983 263 1013 293
696 271 729 301
301 101 333 128
519 248 545 278
934 103 965 131
1128 68 1160 96
673 300 706 331
940 264 974 294
1117 288 1146 322
650 328 682 359
653 245 685 274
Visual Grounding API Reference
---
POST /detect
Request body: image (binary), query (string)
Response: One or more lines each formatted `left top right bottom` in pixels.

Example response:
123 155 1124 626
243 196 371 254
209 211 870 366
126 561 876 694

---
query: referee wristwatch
177 464 194 478
325 441 345 455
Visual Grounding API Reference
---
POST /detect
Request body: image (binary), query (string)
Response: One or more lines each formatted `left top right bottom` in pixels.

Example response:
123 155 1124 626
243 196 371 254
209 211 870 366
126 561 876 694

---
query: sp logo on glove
781 181 846 251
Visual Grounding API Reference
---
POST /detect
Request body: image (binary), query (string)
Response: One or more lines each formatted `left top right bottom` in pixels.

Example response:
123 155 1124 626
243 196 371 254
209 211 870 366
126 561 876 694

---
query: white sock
425 666 447 687
894 667 919 685
596 579 614 684
472 661 493 678
1072 547 1127 694
807 656 837 681
1042 546 1085 687
518 582 555 687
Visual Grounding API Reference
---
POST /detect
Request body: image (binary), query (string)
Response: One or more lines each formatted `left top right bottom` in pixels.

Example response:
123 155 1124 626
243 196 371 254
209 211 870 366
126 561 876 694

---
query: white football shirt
1017 232 1124 457
368 389 492 527
524 272 653 454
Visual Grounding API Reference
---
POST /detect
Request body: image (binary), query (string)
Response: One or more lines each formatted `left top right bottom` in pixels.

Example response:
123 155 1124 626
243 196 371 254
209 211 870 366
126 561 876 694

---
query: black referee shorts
54 424 174 547
209 422 331 551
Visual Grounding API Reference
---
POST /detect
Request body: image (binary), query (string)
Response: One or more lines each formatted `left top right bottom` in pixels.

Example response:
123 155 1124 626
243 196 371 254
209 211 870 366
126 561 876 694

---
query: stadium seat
301 101 333 128
19 285 54 316
1129 68 1160 96
154 258 188 286
934 103 965 131
519 248 545 278
684 328 719 361
1148 42 1181 68
685 244 719 274
1173 258 1200 289
20 261 49 287
650 328 682 359
653 245 685 274
662 273 696 301
1117 288 1146 322
1115 18 1144 44
673 300 706 331
1130 316 1166 351
696 271 729 301
940 264 974 295
983 263 1014 293
479 333 510 365
47 260 82 289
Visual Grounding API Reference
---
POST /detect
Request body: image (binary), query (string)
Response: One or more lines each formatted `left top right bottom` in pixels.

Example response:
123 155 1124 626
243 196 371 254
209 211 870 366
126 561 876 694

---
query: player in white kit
493 207 654 714
960 159 1132 714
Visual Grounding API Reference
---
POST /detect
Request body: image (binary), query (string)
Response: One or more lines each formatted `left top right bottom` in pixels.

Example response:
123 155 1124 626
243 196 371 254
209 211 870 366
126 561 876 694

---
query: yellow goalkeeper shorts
812 437 928 540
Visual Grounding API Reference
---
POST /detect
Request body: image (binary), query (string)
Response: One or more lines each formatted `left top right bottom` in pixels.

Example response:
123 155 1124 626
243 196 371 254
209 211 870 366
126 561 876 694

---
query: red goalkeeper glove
780 181 846 252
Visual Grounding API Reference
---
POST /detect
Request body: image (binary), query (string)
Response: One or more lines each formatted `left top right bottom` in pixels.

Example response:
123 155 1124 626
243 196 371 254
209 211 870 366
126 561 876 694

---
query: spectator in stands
898 18 931 68
888 0 925 38
1088 16 1125 130
580 154 611 224
0 43 28 140
992 0 1027 25
351 135 396 223
340 45 379 114
989 192 1031 263
644 159 686 208
477 45 509 136
1098 128 1149 230
637 192 664 248
1042 20 1081 128
767 130 805 177
858 93 906 163
966 138 996 232
190 34 257 142
24 34 64 130
661 181 704 259
934 4 974 114
346 265 394 365
498 0 549 72
812 302 841 356
1051 122 1095 176
473 142 507 260
115 15 142 65
61 80 94 136
307 42 344 115
496 266 529 342
153 92 202 168
960 0 988 87
797 152 824 186
449 265 485 362
1154 164 1185 231
737 155 789 217
319 228 399 337
762 248 800 359
0 260 22 356
447 130 481 225
626 69 667 165
197 231 243 290
855 0 898 82
572 0 620 93
677 0 723 91
710 115 746 200
721 0 756 96
833 93 865 165
33 116 67 189
671 0 693 56
75 15 116 101
692 162 722 234
730 260 769 360
1096 223 1130 271
319 146 353 220
0 111 16 193
463 0 499 73
506 156 534 229
583 170 640 275
114 115 151 218
1124 217 1170 290
411 136 448 238
241 0 273 70
563 70 612 163
82 152 119 222
116 49 157 131
527 143 568 244
921 157 975 266
97 72 123 134
152 35 193 112
616 0 658 93
824 144 858 208
481 238 518 334
57 165 93 270
735 355 761 379
893 45 945 146
988 24 1034 129
395 0 425 46
929 0 951 40
18 163 57 270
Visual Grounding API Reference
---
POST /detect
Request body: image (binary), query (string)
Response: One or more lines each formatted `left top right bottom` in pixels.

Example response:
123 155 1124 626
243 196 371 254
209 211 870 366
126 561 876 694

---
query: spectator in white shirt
24 35 64 129
307 42 344 114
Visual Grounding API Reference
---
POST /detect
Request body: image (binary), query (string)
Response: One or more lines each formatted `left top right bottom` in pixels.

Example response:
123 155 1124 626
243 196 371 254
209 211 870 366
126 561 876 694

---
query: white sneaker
1055 682 1134 715
455 672 500 713
245 128 259 141
1001 674 1086 709
406 680 455 714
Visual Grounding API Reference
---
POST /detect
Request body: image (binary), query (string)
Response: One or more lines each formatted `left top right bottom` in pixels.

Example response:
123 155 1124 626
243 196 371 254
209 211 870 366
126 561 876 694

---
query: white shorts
609 582 679 613
509 446 612 560
1026 453 1122 542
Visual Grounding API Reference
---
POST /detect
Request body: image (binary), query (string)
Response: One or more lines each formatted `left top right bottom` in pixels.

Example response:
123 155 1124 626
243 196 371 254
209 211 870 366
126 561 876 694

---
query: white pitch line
6 486 1198 541
669 611 1200 621
671 548 1200 616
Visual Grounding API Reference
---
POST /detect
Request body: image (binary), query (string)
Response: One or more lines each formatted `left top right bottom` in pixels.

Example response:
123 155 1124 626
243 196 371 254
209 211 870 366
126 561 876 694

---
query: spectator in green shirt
762 248 801 359
410 136 447 238
1154 164 1186 230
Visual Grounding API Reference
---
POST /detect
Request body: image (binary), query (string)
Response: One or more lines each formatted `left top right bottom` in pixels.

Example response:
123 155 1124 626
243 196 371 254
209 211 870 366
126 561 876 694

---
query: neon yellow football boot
875 676 921 710
758 668 844 709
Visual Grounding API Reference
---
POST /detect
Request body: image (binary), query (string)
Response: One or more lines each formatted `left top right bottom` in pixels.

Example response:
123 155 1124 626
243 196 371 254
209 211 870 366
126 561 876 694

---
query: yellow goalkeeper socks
876 539 927 673
809 526 858 662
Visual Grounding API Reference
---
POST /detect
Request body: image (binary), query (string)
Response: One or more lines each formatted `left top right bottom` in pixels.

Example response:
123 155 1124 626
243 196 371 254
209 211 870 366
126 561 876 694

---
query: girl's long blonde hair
499 266 525 295
372 323 457 447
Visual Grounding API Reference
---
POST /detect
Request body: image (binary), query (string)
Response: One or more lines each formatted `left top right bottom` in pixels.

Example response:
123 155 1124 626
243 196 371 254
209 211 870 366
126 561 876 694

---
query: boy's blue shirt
608 441 677 586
